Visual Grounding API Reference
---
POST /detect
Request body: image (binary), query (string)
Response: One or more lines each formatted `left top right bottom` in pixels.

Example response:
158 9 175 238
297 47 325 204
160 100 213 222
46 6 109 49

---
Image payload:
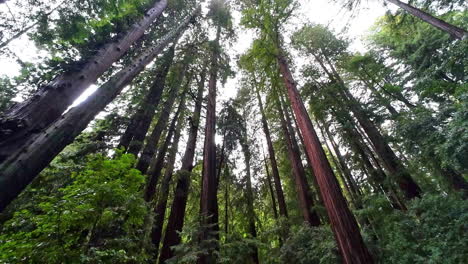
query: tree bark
0 0 169 154
275 88 321 226
277 53 374 264
0 14 195 212
150 99 185 261
118 45 175 154
136 69 191 174
144 94 186 202
316 51 422 200
386 0 467 40
159 69 205 263
198 27 221 264
340 87 422 199
264 159 278 220
255 89 288 218
240 122 259 264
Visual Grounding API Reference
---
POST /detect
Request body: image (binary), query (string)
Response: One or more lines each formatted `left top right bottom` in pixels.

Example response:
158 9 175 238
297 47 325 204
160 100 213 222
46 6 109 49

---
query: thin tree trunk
198 26 221 264
316 121 358 206
159 69 205 263
118 45 175 154
144 94 186 202
317 51 422 200
0 14 195 212
340 88 422 199
275 88 321 226
321 122 361 197
150 100 185 261
264 159 278 220
136 70 191 174
277 53 374 264
240 136 259 264
386 0 467 40
255 89 288 218
224 165 230 235
0 0 169 152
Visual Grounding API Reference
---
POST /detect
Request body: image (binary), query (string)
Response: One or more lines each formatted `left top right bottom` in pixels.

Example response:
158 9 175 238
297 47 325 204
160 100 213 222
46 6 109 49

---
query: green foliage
280 225 341 264
362 194 468 263
0 153 148 263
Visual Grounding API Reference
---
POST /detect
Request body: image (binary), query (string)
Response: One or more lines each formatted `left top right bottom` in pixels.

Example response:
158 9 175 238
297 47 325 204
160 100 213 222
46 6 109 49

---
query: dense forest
0 0 467 263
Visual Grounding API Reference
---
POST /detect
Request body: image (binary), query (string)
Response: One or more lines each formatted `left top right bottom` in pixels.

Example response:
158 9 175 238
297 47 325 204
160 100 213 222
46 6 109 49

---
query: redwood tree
0 0 169 158
0 9 197 212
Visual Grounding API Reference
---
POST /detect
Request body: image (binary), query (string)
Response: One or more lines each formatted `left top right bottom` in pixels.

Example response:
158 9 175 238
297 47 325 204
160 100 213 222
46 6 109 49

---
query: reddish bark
256 89 288 218
277 54 373 264
198 30 220 264
276 90 321 226
118 46 175 154
150 100 185 260
144 95 185 202
136 71 190 174
159 70 206 263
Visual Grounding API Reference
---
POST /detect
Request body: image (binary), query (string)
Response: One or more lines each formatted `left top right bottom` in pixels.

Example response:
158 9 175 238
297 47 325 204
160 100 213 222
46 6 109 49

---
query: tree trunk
316 121 358 206
386 0 467 40
264 159 279 220
275 88 321 226
198 27 220 264
277 53 374 264
144 94 186 202
0 0 169 153
159 69 205 263
255 89 288 218
136 69 191 174
150 100 185 261
316 51 422 200
340 88 422 199
0 14 195 212
240 137 260 264
118 45 175 154
321 122 361 198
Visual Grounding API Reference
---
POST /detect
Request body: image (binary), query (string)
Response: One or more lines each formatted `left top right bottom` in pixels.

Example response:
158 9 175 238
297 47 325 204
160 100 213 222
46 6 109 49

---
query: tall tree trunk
275 88 321 226
0 14 195 212
386 0 467 40
159 70 205 263
321 122 361 198
223 165 230 235
136 69 191 174
317 51 422 200
144 94 186 202
240 137 259 264
150 99 185 261
316 121 358 206
255 89 288 218
340 88 422 199
277 53 374 264
264 159 279 220
198 26 221 264
0 0 169 152
335 113 407 210
118 45 175 154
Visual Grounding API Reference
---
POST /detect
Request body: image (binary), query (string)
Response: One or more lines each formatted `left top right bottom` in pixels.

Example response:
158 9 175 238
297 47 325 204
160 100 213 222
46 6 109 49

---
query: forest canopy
0 0 467 263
